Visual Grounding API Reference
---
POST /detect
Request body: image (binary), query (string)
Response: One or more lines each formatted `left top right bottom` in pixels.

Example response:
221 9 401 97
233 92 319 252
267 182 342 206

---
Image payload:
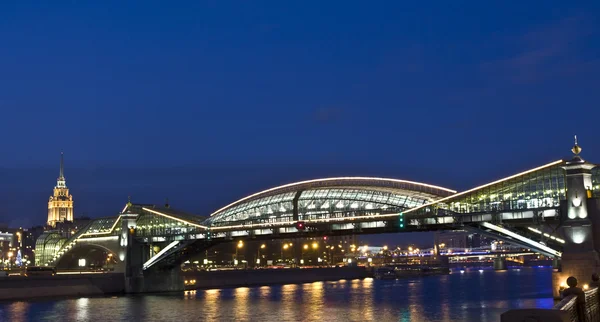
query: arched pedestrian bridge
36 158 600 292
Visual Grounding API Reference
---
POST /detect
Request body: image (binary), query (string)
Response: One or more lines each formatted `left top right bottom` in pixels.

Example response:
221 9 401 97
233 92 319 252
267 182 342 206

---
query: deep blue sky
1 1 599 245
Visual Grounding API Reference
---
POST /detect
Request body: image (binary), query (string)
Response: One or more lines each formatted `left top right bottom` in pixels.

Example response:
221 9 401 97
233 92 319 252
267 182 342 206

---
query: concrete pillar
552 143 600 298
493 257 507 271
552 258 561 270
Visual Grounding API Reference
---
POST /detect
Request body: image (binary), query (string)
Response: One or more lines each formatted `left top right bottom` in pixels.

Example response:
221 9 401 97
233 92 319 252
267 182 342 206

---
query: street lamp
312 242 318 249
281 243 292 263
257 244 266 267
235 241 244 267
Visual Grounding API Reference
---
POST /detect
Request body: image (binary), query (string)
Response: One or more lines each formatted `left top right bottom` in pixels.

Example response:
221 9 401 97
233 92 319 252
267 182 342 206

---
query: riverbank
183 266 371 290
0 273 124 301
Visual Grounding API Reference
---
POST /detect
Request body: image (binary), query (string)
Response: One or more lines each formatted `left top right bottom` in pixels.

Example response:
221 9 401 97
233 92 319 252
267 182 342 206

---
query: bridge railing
501 286 599 322
554 286 599 322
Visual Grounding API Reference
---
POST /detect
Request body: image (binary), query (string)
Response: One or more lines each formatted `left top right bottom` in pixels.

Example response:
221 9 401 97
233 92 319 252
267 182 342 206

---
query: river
0 267 554 322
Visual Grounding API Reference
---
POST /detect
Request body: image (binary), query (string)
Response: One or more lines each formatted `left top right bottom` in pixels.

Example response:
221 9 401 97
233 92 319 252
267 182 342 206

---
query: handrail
502 286 598 322
553 287 599 322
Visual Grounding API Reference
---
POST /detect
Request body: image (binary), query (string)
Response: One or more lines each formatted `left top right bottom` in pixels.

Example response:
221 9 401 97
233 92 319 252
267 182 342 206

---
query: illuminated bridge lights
527 227 565 244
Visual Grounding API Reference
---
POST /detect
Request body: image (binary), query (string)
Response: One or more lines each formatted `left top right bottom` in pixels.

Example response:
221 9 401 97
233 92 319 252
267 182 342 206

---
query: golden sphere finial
571 135 582 155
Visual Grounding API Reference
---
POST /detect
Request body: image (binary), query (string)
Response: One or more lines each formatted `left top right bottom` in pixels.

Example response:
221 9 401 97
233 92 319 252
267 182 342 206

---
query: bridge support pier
493 257 506 271
125 267 184 294
552 148 600 298
119 211 184 294
552 258 561 270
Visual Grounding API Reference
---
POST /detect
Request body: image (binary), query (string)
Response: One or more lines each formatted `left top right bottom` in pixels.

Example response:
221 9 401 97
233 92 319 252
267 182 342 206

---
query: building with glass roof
205 177 456 227
35 232 66 266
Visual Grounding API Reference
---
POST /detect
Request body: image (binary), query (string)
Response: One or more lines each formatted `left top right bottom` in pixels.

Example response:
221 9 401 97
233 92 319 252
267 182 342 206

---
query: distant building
20 226 45 263
47 152 74 227
436 230 484 249
0 230 14 260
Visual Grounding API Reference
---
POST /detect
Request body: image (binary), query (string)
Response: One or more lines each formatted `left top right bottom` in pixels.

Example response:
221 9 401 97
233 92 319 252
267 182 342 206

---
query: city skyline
2 2 600 241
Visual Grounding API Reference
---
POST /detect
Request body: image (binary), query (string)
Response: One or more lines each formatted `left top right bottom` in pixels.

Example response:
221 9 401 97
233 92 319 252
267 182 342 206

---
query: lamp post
257 244 266 267
282 243 290 263
235 240 244 267
7 252 13 269
302 244 308 265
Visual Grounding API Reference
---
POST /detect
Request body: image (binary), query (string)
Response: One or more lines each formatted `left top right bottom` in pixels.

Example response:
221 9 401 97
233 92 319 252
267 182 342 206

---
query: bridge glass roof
206 178 454 227
80 217 121 236
136 210 204 237
406 160 566 215
35 232 66 266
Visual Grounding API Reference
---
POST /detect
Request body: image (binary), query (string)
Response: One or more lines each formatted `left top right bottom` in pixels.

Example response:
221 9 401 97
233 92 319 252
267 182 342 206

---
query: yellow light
408 247 413 252
7 252 13 258
237 241 244 248
283 244 289 250
289 243 293 247
383 245 388 250
583 284 589 290
303 244 309 250
260 244 266 249
312 242 318 249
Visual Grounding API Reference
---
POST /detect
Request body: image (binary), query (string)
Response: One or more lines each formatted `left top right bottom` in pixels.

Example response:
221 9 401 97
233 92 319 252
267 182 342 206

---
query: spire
59 151 65 179
571 135 582 156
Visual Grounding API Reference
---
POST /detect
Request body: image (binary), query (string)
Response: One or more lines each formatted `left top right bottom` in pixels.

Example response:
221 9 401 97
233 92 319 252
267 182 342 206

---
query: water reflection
233 287 250 321
75 298 89 321
3 301 30 322
0 268 555 322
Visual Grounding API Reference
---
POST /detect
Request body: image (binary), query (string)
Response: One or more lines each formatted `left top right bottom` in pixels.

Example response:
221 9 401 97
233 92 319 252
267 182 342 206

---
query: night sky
1 2 599 245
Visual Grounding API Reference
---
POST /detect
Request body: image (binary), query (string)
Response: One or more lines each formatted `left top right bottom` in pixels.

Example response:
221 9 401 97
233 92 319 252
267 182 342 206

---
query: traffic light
295 221 306 231
399 213 404 228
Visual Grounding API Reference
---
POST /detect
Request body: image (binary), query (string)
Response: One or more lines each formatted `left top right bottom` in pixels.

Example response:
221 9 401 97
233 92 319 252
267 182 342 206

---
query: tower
552 137 600 298
47 152 74 227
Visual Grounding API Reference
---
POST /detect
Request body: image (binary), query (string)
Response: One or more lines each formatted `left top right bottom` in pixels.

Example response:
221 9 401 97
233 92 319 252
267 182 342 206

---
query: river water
0 267 554 322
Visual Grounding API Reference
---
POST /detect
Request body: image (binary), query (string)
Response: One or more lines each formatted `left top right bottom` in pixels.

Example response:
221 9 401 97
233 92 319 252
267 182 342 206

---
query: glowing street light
237 241 244 249
312 242 318 249
283 244 289 250
303 244 309 250
260 244 266 249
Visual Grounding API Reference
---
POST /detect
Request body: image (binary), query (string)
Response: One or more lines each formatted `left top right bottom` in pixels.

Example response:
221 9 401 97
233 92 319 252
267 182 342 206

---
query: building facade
47 152 74 227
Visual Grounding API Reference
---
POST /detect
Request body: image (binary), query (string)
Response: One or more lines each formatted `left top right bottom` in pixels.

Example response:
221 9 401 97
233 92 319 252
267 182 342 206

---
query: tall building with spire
47 152 74 227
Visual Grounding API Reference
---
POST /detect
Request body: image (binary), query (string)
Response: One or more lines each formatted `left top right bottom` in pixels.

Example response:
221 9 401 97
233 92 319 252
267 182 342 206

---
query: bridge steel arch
54 237 121 269
205 177 456 228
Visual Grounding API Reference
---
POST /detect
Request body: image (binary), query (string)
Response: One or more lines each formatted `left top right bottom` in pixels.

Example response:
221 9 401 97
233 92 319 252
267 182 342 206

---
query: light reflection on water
0 268 555 322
